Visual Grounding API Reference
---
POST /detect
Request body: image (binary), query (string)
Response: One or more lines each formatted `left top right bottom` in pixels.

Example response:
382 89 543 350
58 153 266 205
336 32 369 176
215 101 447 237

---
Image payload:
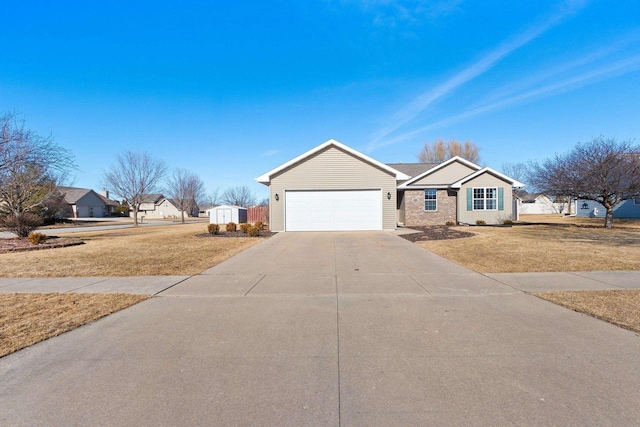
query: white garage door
285 190 382 231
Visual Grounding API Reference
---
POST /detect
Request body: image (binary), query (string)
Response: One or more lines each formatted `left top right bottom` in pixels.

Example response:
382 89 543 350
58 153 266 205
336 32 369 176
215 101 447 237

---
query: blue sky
2 0 639 200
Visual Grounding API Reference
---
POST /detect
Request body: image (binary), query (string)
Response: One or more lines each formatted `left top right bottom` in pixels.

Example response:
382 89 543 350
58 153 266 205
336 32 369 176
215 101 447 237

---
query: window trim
472 187 498 211
424 189 437 211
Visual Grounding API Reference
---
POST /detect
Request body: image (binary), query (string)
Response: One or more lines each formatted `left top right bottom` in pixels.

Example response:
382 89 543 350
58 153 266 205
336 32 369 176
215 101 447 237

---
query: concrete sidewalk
1 269 638 295
2 232 640 426
0 276 189 294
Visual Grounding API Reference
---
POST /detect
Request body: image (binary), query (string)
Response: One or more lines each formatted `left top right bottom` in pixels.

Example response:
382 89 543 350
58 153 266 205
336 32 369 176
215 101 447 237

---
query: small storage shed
209 205 248 224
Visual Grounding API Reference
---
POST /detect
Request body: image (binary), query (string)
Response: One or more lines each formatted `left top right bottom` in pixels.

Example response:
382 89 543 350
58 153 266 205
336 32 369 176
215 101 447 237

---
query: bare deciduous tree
418 139 481 164
528 136 640 228
501 162 529 184
0 112 74 237
200 187 221 208
1 112 72 174
166 168 205 223
102 150 168 227
221 186 256 207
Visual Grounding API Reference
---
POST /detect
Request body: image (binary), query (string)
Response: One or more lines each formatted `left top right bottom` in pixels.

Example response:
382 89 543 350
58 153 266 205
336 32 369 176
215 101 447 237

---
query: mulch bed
399 226 476 242
0 237 84 253
195 230 275 238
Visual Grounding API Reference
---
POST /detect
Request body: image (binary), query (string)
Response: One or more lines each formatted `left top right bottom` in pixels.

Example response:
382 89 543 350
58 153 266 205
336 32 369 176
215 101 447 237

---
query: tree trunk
181 210 185 223
605 207 614 229
132 205 139 227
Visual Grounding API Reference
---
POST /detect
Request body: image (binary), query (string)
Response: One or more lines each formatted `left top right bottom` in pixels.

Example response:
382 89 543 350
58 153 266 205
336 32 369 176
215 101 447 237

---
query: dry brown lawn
0 223 261 277
418 224 640 273
0 293 148 357
534 290 640 333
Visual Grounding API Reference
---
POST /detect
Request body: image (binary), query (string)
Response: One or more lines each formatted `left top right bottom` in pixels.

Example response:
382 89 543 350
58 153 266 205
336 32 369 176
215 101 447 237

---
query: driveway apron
2 232 640 426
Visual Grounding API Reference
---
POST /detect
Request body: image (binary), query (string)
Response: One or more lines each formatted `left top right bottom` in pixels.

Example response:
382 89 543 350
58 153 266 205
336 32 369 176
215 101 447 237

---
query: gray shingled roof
516 190 545 203
140 194 164 204
98 193 119 206
58 186 119 206
386 163 437 181
58 186 92 204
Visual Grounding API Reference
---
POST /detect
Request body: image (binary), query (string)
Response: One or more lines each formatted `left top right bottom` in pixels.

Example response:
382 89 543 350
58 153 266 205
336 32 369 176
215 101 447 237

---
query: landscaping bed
400 226 475 242
0 237 84 254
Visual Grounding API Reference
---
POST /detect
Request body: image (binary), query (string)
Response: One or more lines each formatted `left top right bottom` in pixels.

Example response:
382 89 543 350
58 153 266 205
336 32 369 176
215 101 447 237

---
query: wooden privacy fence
247 205 269 225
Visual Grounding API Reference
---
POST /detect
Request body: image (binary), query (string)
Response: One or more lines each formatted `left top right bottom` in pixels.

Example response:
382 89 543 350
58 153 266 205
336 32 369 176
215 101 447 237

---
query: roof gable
255 139 410 184
398 157 482 188
451 167 525 188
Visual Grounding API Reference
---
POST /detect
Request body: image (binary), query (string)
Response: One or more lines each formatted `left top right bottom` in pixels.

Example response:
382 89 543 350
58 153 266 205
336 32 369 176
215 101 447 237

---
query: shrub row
206 222 263 236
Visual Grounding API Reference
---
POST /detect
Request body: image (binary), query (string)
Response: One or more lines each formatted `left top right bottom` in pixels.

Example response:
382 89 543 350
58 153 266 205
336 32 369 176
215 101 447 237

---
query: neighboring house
255 139 523 232
198 204 216 217
134 194 198 219
516 191 568 215
209 205 248 224
575 198 640 218
58 187 119 218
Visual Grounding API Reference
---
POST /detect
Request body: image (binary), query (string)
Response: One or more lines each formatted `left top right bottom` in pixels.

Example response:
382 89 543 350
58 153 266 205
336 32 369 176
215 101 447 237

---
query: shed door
216 209 232 224
285 190 382 231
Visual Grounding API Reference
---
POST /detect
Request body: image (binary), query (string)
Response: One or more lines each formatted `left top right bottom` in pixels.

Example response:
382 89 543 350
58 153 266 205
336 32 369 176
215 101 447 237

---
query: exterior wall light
387 192 392 200
275 193 279 201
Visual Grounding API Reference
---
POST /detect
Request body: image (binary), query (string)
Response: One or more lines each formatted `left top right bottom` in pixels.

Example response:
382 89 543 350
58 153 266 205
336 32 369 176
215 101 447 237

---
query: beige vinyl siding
457 172 514 225
411 161 477 186
269 146 398 231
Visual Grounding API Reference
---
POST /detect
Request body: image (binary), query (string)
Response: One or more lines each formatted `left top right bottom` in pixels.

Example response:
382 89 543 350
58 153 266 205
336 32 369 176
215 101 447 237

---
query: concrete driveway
2 232 640 425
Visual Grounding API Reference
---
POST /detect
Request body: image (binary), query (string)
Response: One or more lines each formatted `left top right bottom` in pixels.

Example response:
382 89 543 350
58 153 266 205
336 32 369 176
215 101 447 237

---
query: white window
473 187 497 210
424 189 437 211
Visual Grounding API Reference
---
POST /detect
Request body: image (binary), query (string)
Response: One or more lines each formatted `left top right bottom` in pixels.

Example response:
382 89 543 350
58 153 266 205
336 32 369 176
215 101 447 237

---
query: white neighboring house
133 194 198 219
517 191 568 215
209 205 247 224
575 198 640 218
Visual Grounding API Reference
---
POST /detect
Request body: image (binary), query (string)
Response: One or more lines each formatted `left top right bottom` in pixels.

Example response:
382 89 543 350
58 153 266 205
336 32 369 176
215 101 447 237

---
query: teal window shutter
498 188 504 210
466 188 473 211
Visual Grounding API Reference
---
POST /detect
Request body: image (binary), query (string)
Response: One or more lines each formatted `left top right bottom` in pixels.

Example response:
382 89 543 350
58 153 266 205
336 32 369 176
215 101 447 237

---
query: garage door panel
285 190 381 231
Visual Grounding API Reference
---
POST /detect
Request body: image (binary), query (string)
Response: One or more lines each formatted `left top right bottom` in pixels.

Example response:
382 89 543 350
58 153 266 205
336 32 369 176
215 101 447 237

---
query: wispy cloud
475 32 640 108
366 0 589 151
345 0 463 26
378 55 640 147
261 149 279 157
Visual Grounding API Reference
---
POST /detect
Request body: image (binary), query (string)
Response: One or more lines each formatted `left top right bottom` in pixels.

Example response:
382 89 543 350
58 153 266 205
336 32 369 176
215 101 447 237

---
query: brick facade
403 189 457 226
